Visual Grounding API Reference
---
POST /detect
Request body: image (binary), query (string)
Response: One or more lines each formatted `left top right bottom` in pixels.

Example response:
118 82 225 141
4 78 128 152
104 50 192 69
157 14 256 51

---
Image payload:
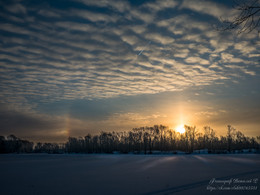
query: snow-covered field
0 154 259 195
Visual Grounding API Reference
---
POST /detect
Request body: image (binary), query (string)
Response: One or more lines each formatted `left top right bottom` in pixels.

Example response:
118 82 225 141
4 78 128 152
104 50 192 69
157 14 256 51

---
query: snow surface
0 154 259 195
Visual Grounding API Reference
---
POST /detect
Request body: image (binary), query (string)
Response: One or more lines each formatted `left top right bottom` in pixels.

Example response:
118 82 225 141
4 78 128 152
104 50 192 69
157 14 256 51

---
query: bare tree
227 125 236 152
184 125 197 153
218 0 260 34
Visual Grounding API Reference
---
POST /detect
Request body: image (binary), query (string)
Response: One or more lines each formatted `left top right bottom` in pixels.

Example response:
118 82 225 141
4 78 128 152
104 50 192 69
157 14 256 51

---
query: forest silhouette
1 125 259 154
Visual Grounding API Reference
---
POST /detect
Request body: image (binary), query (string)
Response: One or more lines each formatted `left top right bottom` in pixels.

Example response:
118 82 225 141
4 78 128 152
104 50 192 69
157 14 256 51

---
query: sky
0 0 259 142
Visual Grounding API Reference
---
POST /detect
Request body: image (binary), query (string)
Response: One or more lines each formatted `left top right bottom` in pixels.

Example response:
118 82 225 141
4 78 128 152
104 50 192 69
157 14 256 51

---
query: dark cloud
0 105 61 135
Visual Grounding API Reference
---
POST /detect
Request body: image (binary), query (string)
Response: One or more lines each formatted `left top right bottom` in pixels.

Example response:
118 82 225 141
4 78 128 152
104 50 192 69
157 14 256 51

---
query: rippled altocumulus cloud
0 0 259 108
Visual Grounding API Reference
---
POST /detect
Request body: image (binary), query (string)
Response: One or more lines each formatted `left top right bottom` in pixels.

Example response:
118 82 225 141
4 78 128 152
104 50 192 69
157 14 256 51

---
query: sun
175 124 186 134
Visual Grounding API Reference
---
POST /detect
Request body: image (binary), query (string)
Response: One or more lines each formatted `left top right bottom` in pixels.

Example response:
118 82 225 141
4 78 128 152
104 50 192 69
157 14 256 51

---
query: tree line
0 125 259 154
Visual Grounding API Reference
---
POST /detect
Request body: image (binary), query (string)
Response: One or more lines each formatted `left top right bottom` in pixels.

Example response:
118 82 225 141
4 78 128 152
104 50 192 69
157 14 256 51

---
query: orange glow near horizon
172 102 189 134
175 124 186 134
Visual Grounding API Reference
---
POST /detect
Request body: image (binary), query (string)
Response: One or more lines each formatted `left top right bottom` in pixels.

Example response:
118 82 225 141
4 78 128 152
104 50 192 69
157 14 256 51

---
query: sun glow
175 124 186 134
